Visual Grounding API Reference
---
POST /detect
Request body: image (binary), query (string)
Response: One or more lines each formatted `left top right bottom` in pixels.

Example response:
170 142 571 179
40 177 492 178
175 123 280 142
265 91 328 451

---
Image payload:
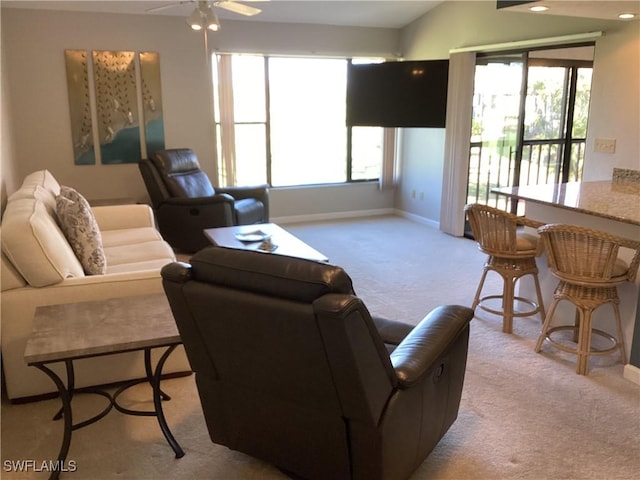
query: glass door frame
466 43 594 222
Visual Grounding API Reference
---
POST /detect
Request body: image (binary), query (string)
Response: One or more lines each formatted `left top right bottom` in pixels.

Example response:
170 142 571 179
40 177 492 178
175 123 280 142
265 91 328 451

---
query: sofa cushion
21 169 61 195
1 197 84 287
106 258 175 274
0 250 27 291
8 170 60 213
104 240 175 267
56 187 107 275
101 227 164 248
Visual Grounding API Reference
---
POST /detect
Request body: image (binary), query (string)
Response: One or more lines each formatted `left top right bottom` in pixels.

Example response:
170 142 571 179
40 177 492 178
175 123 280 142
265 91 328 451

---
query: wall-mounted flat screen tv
346 59 449 128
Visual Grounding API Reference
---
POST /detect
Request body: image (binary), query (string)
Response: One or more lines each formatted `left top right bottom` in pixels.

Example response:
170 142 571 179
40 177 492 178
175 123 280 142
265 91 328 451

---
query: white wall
398 0 639 224
584 22 640 179
2 4 638 222
395 128 445 223
0 7 399 215
0 19 18 213
271 182 394 224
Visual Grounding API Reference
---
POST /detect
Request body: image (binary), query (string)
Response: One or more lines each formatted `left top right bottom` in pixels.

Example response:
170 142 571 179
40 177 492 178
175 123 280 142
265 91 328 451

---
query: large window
466 46 593 216
212 54 384 187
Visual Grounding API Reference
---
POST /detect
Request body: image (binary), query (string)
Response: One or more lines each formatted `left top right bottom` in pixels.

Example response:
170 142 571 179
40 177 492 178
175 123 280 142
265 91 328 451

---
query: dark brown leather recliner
139 148 269 253
161 247 474 480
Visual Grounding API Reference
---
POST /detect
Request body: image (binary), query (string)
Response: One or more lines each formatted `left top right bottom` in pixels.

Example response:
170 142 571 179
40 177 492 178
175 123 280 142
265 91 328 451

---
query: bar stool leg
572 310 581 343
576 308 593 375
472 267 490 311
612 302 627 362
532 272 546 320
535 298 560 352
502 275 515 334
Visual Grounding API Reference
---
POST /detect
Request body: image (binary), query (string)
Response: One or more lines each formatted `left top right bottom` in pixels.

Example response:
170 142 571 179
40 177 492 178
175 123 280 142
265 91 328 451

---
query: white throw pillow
56 186 107 275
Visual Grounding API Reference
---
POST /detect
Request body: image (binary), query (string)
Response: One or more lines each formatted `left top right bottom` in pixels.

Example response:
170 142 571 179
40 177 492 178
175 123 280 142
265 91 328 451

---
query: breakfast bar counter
493 180 640 380
493 180 640 227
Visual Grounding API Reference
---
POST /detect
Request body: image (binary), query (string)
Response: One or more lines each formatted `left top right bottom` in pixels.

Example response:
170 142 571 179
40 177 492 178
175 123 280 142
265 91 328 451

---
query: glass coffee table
204 223 328 262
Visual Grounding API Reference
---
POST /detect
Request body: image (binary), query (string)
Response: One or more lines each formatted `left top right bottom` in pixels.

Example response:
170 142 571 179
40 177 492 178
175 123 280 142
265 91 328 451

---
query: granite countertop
493 181 640 226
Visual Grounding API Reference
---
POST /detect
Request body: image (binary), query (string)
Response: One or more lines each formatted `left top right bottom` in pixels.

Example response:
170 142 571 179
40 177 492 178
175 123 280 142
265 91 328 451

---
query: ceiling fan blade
216 1 262 17
145 1 194 13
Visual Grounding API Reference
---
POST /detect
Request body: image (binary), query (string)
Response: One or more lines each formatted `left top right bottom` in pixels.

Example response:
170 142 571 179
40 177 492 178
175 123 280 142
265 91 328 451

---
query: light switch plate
594 138 616 153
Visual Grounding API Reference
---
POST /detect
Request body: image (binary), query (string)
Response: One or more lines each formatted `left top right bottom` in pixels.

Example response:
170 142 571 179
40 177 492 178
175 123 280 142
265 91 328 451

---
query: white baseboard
395 209 440 229
273 208 395 225
274 208 442 229
623 363 640 385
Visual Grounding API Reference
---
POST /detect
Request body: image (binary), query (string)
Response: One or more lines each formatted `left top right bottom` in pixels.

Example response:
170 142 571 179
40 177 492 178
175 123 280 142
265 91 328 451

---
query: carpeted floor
2 216 639 479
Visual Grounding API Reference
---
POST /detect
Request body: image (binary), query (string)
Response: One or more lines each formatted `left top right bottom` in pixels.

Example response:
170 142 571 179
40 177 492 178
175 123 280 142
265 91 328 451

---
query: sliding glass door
466 46 593 216
467 53 525 212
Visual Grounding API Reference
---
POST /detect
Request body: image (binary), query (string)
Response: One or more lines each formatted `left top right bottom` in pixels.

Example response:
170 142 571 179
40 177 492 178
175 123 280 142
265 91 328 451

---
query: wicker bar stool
535 224 640 375
465 203 546 334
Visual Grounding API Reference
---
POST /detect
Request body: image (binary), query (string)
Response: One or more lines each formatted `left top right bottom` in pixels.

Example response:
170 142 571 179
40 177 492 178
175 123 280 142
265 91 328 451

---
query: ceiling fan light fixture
187 7 204 30
181 0 264 32
204 6 221 31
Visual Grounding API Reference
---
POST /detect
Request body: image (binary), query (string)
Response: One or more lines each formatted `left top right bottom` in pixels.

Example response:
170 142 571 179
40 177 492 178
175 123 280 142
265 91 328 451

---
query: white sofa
1 170 189 401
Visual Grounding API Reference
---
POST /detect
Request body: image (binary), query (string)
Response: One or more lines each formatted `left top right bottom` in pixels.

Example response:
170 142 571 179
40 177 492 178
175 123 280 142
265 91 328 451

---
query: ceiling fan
147 1 268 31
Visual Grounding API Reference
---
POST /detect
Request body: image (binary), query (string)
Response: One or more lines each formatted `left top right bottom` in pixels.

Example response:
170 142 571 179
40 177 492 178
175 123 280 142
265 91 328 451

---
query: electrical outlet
594 138 616 154
411 190 416 199
419 192 424 200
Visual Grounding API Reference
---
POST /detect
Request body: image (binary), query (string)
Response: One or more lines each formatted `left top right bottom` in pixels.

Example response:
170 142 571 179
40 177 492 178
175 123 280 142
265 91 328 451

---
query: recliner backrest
161 247 472 480
138 158 171 208
151 149 216 198
162 247 397 425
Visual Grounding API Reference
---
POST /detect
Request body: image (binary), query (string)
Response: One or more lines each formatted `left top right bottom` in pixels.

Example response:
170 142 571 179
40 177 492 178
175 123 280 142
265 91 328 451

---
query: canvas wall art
139 52 166 157
92 50 141 164
64 50 95 165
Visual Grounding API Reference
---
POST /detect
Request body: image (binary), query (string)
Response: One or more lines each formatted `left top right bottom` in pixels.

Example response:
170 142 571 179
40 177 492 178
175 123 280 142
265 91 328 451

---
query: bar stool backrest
465 203 538 258
538 223 640 287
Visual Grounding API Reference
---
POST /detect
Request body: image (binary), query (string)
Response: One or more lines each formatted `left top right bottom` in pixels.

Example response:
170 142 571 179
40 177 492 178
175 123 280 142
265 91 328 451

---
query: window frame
213 53 384 188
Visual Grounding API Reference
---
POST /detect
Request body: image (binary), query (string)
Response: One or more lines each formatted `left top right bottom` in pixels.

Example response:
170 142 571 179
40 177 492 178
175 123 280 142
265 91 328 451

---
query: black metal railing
466 137 585 213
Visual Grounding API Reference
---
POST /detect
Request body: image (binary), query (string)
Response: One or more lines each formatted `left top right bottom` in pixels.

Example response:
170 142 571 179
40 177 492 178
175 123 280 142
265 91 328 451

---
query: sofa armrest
0 269 191 400
390 305 473 388
92 204 156 231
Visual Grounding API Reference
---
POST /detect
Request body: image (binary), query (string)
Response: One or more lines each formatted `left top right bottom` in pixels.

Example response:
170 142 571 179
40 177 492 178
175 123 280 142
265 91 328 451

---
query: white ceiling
0 1 445 29
2 0 638 28
500 1 640 21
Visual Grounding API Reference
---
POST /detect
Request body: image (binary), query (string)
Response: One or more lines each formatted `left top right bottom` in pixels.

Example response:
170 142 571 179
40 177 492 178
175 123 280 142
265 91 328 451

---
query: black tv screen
346 59 449 128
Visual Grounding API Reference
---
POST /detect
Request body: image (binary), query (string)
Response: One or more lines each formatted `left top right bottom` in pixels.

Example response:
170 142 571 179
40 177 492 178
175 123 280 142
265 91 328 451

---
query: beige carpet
2 216 639 479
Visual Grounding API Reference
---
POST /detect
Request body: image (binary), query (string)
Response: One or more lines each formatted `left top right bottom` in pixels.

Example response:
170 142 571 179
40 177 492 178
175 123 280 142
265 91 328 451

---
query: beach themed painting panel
65 50 95 165
92 50 141 164
139 52 165 157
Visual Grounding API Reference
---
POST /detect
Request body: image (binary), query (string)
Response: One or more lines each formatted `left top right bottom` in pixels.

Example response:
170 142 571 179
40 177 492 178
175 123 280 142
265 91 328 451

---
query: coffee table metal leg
152 345 185 458
35 362 73 480
144 348 171 401
33 345 183 476
52 359 74 421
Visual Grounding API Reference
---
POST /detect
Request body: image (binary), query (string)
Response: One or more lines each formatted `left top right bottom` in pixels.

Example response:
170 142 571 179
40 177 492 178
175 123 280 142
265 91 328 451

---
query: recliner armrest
217 185 270 220
160 194 235 207
155 197 236 252
217 185 268 201
390 305 473 388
